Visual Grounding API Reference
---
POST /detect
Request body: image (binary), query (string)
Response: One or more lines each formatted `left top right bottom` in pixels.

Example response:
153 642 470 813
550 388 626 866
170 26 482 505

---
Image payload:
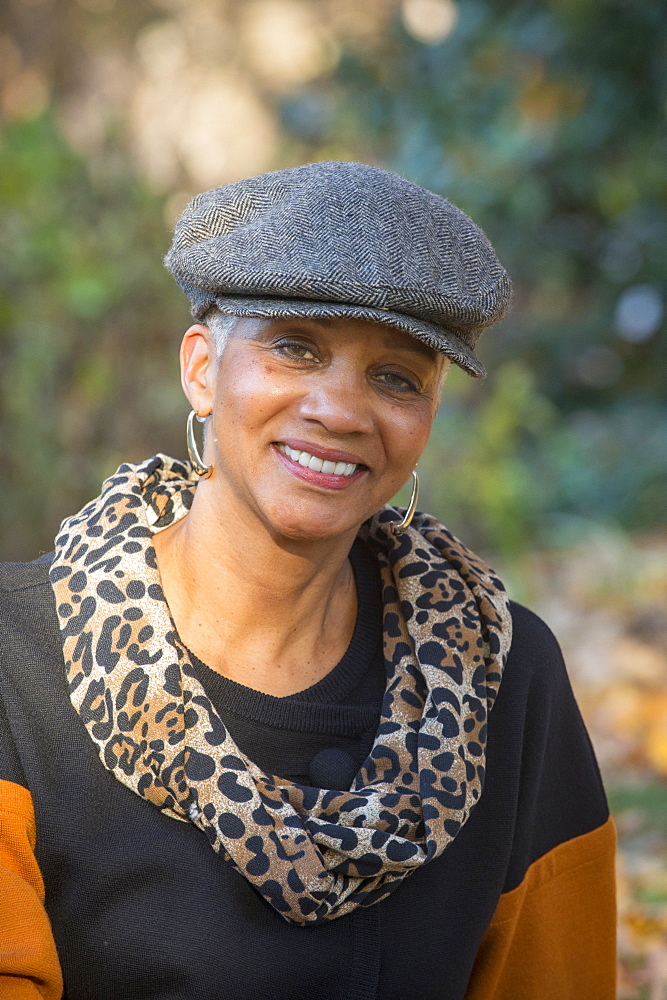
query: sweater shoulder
504 598 570 694
0 553 54 596
508 599 563 658
0 555 60 666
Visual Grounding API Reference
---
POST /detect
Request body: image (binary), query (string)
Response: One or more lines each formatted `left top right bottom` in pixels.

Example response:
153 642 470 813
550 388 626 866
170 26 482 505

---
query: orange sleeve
465 817 617 1000
0 779 63 1000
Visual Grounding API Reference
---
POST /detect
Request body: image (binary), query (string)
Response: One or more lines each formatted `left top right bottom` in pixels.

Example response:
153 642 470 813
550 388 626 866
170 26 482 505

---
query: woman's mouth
274 443 366 489
277 443 358 476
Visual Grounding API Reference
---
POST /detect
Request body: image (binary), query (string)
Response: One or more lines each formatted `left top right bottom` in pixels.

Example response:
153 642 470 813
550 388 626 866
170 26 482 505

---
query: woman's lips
277 442 360 476
278 438 367 467
273 444 366 490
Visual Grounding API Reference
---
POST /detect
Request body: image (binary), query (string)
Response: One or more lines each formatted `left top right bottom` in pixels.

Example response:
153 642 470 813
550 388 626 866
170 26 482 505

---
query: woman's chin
261 503 366 545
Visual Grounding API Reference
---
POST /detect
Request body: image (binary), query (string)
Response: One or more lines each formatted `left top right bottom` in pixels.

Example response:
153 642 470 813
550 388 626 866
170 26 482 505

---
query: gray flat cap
164 161 512 377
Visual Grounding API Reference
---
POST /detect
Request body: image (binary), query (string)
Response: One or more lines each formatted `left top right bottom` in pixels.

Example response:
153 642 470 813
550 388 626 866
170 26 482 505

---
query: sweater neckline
184 537 384 735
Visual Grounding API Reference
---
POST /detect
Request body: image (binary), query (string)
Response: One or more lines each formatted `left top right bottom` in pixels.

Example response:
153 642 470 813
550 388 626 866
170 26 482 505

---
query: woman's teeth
277 444 358 477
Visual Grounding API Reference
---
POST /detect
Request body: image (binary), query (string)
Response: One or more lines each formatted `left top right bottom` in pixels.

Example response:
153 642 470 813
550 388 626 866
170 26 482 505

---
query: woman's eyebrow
379 336 439 363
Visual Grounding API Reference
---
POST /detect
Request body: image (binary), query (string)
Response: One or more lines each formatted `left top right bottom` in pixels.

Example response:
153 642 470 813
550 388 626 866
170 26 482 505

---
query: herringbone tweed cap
165 161 512 377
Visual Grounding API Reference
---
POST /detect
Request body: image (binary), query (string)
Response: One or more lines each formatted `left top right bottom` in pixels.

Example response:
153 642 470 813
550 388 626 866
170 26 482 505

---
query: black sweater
0 548 616 1000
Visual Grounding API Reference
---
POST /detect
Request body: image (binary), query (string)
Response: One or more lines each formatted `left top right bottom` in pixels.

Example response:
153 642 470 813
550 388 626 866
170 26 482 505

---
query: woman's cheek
385 404 434 466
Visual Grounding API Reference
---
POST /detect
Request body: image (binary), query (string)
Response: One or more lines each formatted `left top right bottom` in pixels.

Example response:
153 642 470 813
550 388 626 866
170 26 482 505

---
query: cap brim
206 295 487 378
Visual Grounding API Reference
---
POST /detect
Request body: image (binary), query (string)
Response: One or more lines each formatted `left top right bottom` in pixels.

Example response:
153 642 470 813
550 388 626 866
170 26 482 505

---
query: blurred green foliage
0 0 665 561
0 114 190 559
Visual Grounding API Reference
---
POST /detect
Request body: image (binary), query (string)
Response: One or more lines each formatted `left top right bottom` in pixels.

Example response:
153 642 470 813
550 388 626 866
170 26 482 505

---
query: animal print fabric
49 455 512 925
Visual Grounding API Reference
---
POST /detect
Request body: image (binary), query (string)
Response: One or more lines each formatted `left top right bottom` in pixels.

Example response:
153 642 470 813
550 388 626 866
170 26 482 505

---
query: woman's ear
180 324 216 415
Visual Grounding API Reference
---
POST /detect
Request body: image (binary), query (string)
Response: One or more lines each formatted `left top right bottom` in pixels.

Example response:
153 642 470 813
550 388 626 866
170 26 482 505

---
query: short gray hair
202 308 238 357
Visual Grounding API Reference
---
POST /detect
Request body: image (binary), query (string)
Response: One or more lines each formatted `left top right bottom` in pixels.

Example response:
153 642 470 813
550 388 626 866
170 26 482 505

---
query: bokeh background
1 0 665 992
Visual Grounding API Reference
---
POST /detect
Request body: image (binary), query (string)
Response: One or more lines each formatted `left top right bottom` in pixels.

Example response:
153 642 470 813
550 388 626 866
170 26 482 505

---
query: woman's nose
297 372 375 436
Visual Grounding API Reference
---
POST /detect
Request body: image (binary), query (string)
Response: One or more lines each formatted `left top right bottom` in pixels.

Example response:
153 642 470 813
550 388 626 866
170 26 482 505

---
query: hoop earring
186 410 212 478
390 470 419 535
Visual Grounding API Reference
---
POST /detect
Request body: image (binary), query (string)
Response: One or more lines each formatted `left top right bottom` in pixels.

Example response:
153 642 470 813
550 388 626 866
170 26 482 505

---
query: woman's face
184 315 446 542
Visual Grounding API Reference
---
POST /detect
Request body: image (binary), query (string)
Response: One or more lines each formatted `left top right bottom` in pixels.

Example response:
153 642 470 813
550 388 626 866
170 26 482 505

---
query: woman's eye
377 370 419 392
276 341 317 361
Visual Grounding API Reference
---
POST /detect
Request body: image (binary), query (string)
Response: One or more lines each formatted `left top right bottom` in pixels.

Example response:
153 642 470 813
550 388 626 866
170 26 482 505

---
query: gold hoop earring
390 470 419 535
186 409 212 478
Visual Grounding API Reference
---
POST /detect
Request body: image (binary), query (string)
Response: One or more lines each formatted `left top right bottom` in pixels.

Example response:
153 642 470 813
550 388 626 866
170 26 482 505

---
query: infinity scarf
50 455 511 925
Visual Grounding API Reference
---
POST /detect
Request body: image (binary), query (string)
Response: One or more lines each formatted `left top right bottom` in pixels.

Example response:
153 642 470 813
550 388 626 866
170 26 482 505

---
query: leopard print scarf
50 455 511 925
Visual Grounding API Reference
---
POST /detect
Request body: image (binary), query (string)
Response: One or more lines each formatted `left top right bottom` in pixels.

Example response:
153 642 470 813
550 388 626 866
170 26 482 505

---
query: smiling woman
0 162 616 999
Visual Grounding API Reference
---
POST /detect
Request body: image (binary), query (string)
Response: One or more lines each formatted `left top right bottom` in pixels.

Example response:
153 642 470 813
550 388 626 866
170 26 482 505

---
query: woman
0 162 615 999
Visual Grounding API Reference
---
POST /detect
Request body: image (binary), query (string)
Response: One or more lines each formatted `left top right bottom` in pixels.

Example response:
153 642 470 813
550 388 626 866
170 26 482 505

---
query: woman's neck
152 487 359 697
